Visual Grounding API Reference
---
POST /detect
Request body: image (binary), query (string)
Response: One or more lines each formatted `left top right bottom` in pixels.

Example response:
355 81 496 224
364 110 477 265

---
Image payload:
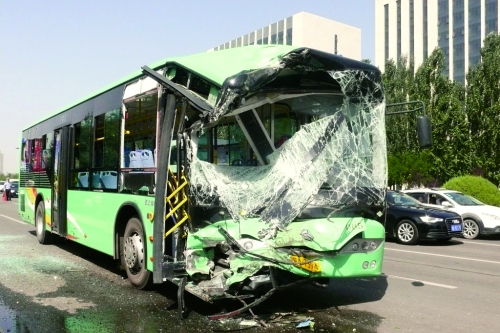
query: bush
443 175 500 207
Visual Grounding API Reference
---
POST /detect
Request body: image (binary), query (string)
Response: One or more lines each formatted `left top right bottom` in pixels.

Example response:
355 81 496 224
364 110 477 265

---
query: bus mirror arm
385 100 432 149
141 66 213 114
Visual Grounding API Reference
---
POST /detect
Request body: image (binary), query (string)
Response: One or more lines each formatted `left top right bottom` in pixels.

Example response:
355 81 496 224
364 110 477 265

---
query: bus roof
28 45 300 128
27 45 379 130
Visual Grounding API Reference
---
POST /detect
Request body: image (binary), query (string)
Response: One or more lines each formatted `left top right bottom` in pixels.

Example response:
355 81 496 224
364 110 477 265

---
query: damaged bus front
145 47 389 315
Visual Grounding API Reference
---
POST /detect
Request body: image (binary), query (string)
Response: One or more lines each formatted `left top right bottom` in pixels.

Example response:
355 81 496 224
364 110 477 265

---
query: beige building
375 0 500 84
210 11 362 60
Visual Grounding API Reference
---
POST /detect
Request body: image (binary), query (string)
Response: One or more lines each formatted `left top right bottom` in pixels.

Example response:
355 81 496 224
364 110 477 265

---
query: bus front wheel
35 202 53 244
122 217 151 289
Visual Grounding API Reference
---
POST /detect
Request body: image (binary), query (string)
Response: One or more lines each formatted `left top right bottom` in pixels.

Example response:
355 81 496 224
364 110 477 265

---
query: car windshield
387 191 420 207
444 192 483 206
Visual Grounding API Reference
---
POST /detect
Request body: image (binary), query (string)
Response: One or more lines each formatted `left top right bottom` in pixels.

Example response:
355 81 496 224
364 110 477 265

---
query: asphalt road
1 198 499 333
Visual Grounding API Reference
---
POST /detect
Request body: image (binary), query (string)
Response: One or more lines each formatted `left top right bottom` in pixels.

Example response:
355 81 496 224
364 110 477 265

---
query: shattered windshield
186 68 386 231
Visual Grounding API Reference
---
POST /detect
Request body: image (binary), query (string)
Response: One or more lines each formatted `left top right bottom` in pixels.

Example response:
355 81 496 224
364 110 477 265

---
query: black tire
463 219 480 239
122 217 151 289
396 220 419 245
35 202 53 244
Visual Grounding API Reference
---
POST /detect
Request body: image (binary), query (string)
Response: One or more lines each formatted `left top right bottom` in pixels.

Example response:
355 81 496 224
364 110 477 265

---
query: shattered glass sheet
186 64 386 234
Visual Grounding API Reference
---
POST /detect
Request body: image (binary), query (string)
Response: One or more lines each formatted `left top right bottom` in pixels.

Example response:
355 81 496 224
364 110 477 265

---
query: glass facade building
375 0 500 85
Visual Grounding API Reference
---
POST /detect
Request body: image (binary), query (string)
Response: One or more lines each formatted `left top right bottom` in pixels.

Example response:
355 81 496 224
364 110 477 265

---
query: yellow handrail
164 169 190 238
165 211 189 237
166 180 187 202
165 196 187 220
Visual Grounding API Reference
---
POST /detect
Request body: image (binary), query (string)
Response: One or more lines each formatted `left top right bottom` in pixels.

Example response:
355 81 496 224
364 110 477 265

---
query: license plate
451 225 462 232
290 256 321 273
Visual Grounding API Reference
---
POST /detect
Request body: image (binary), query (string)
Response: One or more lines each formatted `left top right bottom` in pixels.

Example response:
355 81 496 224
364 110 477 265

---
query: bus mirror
417 116 432 149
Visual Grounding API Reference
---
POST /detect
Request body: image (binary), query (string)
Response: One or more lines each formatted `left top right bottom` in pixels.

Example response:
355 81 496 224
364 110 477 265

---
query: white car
403 188 500 239
0 181 4 192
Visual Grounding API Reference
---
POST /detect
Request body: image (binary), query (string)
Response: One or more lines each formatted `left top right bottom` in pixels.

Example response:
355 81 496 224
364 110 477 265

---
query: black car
384 191 463 245
9 181 19 198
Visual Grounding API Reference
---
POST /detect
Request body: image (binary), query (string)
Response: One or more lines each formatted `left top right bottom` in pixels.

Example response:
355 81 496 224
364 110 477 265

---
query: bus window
213 120 247 166
71 116 92 189
123 94 158 169
122 91 158 194
273 106 299 148
92 109 120 190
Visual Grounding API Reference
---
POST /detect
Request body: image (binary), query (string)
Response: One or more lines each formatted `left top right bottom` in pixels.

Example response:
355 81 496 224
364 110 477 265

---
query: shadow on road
23 230 388 332
27 230 126 278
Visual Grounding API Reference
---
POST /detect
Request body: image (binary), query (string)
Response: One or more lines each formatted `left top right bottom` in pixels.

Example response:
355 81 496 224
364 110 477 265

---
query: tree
413 48 470 183
466 32 500 185
383 56 417 155
384 50 471 186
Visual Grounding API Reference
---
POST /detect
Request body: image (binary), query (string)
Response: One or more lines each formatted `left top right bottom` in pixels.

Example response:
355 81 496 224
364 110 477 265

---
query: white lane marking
460 240 500 247
0 214 28 225
386 274 457 289
385 247 500 265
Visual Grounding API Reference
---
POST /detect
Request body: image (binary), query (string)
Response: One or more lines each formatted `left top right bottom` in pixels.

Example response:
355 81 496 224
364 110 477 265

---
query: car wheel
396 220 419 245
122 217 152 289
462 219 480 239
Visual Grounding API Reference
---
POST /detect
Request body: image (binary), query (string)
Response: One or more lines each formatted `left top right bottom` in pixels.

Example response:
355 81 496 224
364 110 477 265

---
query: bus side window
70 117 91 190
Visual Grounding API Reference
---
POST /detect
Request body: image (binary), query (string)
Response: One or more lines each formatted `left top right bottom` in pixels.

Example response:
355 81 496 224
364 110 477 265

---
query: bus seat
92 172 102 189
141 149 155 167
78 172 89 188
129 151 142 168
101 171 118 189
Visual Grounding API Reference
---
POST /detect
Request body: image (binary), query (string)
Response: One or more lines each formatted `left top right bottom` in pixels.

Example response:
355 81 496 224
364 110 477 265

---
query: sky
0 0 375 174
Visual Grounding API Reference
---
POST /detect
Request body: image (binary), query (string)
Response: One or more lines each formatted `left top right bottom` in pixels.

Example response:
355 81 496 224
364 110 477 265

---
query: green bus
18 45 429 317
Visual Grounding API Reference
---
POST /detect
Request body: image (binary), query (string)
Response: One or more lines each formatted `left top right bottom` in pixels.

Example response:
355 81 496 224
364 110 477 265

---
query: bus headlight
340 238 383 254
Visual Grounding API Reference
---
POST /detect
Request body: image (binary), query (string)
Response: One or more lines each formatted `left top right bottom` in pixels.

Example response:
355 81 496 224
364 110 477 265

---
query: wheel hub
36 210 44 235
398 223 414 242
124 234 144 271
463 221 478 238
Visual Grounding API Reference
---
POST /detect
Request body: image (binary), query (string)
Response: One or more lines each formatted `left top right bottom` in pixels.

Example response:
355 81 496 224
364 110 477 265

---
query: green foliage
443 175 500 207
466 32 500 183
383 49 471 185
388 150 438 187
0 173 19 180
381 37 500 187
384 57 419 155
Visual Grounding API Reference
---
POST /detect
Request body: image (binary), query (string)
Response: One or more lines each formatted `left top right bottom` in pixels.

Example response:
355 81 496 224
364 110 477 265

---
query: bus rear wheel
35 202 53 244
122 217 151 289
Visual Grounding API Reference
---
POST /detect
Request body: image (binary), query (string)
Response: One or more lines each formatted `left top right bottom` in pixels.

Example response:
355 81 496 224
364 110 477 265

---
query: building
375 0 499 84
210 11 362 61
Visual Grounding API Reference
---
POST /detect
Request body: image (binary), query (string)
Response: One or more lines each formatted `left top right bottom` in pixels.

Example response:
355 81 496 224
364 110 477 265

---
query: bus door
51 126 70 236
